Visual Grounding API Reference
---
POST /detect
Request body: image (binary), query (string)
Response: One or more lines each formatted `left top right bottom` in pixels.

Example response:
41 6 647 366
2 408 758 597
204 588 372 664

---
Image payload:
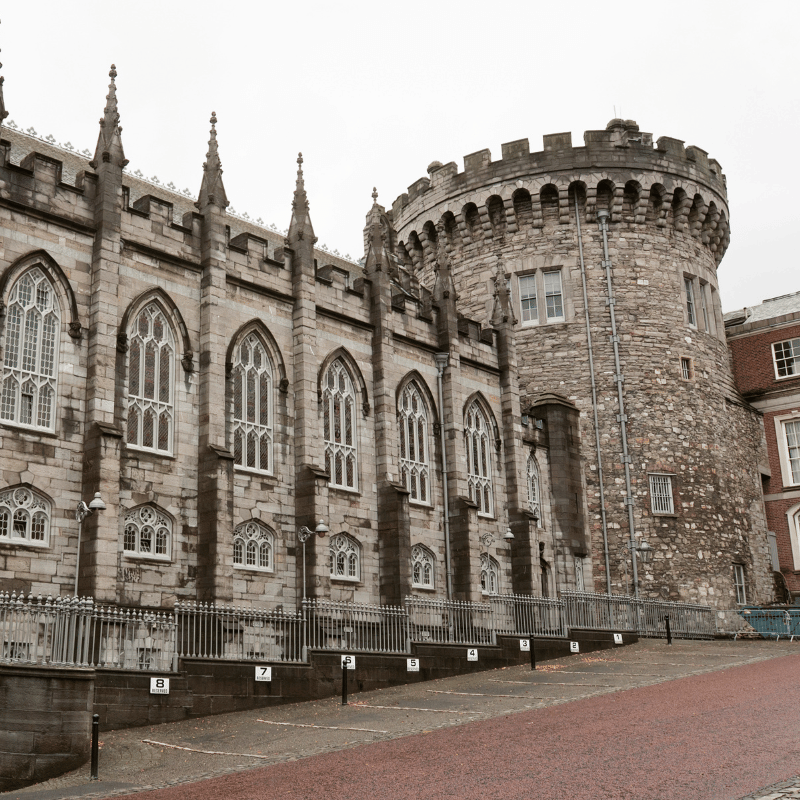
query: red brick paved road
120 653 800 800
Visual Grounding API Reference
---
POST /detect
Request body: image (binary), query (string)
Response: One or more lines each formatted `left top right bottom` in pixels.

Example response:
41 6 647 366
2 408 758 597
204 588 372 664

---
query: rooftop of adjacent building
724 290 800 330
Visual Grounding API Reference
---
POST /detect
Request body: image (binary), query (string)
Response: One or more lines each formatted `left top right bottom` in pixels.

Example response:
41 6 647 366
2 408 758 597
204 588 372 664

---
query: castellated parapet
391 119 770 619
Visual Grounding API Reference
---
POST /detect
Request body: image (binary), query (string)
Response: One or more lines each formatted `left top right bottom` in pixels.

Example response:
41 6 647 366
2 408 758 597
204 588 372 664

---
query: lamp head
315 519 330 537
637 540 655 564
88 492 106 512
503 528 514 541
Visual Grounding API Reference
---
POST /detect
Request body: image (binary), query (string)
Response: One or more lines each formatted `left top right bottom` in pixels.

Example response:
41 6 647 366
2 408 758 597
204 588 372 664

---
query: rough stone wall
393 121 772 611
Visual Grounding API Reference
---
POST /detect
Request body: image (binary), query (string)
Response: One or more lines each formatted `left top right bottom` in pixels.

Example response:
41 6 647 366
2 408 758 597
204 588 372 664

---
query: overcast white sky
3 1 797 311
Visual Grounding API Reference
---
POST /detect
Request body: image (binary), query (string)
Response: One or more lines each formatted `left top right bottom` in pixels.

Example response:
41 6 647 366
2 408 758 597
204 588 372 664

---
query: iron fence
405 596 495 646
489 594 568 638
87 605 176 671
303 599 408 654
562 591 715 640
174 601 304 663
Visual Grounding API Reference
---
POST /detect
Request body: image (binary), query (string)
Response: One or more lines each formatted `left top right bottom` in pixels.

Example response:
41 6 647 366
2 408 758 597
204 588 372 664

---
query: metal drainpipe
435 352 454 601
576 195 612 594
596 208 640 598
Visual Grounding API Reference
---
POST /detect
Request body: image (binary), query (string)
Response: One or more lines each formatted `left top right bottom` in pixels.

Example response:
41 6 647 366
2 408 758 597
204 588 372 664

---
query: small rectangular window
649 474 675 514
543 271 564 320
684 277 696 326
680 357 693 380
733 564 746 605
519 275 538 323
773 338 800 379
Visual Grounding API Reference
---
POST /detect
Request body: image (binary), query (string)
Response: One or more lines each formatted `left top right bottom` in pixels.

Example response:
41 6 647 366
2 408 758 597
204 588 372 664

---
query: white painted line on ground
142 739 271 759
257 719 387 733
489 681 617 687
426 690 518 698
351 703 465 714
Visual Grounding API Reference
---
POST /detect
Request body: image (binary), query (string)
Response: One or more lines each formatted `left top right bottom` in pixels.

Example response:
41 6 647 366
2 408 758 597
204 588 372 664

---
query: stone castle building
0 65 774 622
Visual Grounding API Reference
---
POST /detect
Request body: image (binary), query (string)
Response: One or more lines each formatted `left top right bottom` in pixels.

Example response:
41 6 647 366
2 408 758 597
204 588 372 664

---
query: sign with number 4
569 641 580 653
467 648 478 662
407 658 420 672
341 655 356 670
520 639 530 651
613 633 623 645
255 666 272 682
150 677 169 695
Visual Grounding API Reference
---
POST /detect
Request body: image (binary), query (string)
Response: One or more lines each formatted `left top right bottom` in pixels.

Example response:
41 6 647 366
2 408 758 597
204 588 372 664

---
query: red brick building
726 293 800 600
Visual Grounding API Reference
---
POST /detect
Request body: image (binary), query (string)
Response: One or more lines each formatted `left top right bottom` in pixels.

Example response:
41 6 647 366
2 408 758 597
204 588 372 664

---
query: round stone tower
390 119 773 618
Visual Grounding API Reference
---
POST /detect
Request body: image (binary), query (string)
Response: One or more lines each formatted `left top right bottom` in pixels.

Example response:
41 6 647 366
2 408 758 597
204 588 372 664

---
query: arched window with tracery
411 544 435 589
233 521 273 572
123 506 171 560
527 452 542 526
232 333 273 473
322 359 357 490
465 400 493 516
0 487 51 548
329 533 360 581
126 303 174 453
1 268 60 431
480 553 500 595
398 382 430 503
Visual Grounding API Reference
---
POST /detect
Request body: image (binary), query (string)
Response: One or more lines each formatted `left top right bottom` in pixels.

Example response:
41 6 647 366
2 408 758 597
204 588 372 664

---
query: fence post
341 660 348 705
90 714 99 780
665 615 672 645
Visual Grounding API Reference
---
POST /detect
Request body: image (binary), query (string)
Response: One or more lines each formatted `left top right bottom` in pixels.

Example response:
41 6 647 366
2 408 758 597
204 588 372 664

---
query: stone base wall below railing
0 664 94 793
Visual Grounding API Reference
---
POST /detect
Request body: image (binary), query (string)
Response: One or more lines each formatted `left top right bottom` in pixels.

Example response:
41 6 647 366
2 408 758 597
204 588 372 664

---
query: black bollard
341 662 348 705
90 714 99 780
530 636 537 670
665 615 673 645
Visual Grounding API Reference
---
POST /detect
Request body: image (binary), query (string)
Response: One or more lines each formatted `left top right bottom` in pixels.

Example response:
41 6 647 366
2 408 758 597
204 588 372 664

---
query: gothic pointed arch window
322 359 357 491
231 333 273 474
329 533 360 581
411 544 435 589
480 553 500 595
1 268 61 431
398 381 430 504
526 452 542 527
126 303 175 454
465 400 493 516
123 505 171 560
233 521 274 572
0 486 51 548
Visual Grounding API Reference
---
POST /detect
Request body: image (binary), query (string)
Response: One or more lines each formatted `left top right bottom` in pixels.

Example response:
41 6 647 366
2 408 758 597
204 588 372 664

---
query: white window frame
123 505 172 561
1 268 60 432
773 338 800 380
699 281 712 333
233 521 274 572
232 333 274 474
126 303 175 455
329 533 361 582
465 401 494 517
518 275 538 324
684 276 697 327
0 486 51 548
398 382 431 505
322 360 358 491
733 563 747 605
480 553 500 595
526 451 542 527
543 271 565 322
649 474 675 515
788 504 800 571
411 544 435 589
774 414 800 487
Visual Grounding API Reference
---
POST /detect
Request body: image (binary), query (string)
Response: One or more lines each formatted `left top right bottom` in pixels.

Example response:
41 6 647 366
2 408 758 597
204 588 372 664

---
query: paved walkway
3 639 800 800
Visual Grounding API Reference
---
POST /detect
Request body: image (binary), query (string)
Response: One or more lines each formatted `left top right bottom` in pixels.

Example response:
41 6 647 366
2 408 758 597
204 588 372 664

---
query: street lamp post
297 519 330 601
479 532 494 595
74 492 106 597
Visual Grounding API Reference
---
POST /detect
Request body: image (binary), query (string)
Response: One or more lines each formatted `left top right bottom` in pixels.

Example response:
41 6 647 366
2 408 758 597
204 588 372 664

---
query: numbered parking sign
150 677 169 695
569 641 580 654
613 633 623 645
341 655 356 670
255 666 272 682
467 648 478 662
407 658 420 672
519 639 530 652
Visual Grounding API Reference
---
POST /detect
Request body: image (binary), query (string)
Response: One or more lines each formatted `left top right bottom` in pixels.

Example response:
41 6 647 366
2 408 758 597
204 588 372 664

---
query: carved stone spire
432 221 457 304
287 152 315 242
0 33 9 128
491 253 516 326
90 64 127 169
196 112 229 209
